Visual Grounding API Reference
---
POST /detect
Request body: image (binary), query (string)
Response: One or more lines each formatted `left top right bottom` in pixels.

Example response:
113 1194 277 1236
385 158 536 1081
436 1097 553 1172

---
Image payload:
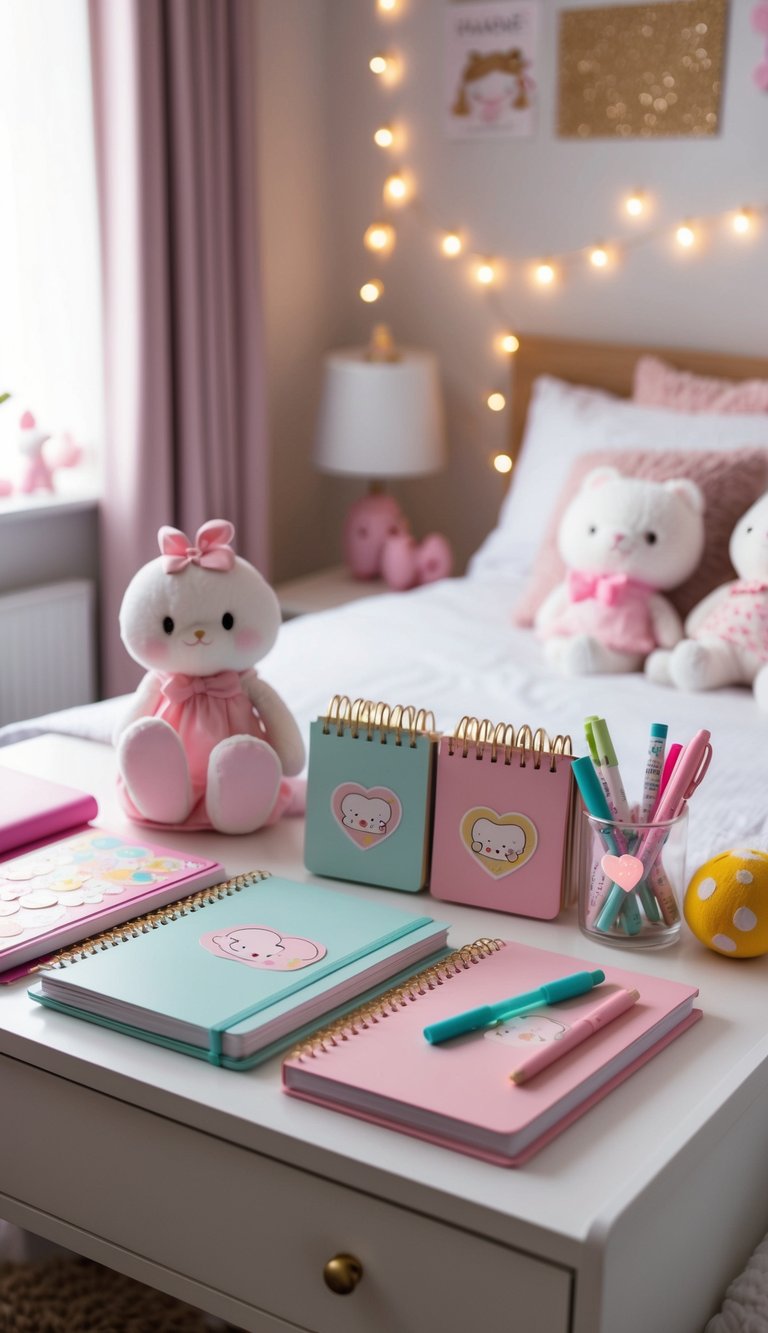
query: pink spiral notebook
283 938 700 1166
428 719 580 920
0 765 224 979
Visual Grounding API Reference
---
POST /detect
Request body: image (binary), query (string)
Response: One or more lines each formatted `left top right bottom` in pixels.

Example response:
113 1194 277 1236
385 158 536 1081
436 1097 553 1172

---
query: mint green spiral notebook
29 871 449 1070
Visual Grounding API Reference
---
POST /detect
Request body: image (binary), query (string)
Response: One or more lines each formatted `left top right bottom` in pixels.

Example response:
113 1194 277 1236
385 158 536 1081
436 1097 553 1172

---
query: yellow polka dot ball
684 848 768 958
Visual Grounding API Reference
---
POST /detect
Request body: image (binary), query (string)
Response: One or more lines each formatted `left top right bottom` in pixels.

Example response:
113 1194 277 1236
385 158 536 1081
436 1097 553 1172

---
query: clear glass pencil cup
578 809 688 950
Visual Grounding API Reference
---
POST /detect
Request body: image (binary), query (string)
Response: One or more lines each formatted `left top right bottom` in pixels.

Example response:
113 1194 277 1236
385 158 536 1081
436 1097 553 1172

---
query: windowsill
0 472 101 523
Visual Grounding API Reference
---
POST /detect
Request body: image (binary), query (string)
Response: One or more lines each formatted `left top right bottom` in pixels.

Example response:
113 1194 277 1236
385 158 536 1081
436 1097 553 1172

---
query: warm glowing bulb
377 0 398 11
475 260 496 285
589 246 608 268
498 333 520 355
733 208 752 235
374 125 395 148
364 223 395 253
487 393 506 412
369 53 389 75
676 223 695 248
534 262 556 286
625 192 645 217
383 172 408 204
360 280 384 303
493 453 513 474
441 232 463 257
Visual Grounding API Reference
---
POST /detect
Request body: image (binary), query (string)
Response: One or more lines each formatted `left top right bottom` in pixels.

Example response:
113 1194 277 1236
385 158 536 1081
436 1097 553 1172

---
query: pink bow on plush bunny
159 520 236 574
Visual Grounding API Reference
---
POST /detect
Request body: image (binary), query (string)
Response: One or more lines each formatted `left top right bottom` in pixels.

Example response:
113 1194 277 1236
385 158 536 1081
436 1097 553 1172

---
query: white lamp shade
314 347 446 478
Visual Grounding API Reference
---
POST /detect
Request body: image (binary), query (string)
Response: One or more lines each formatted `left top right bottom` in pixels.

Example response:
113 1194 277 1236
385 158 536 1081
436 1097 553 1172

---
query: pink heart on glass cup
601 853 644 893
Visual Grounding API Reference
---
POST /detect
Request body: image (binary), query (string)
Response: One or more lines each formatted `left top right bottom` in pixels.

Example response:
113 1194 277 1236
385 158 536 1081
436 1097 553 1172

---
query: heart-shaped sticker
332 783 402 850
460 807 538 878
601 853 644 893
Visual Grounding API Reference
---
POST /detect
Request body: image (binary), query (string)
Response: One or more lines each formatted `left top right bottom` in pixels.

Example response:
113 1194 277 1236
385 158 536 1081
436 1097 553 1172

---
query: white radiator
0 580 97 726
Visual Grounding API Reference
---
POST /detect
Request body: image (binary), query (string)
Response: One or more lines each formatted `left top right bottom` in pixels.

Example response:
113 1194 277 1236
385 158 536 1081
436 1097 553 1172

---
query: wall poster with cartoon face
445 1 537 139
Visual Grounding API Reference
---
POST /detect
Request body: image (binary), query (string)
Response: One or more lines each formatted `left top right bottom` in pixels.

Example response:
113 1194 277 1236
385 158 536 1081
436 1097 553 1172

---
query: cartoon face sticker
332 783 402 849
199 924 327 971
470 817 526 863
484 1014 567 1048
460 807 538 879
341 794 392 835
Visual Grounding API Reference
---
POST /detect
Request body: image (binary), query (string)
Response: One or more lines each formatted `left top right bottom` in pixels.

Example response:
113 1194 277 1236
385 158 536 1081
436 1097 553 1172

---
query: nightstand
275 564 389 619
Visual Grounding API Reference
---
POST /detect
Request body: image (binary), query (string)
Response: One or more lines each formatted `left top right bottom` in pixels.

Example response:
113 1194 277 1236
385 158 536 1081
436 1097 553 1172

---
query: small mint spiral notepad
304 696 439 893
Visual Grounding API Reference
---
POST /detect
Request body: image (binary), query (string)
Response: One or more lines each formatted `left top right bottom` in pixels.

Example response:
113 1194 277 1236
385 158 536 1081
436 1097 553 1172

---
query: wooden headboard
509 334 768 463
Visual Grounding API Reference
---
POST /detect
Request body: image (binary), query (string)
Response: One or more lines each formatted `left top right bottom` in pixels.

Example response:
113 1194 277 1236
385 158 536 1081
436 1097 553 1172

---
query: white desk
1 736 767 1333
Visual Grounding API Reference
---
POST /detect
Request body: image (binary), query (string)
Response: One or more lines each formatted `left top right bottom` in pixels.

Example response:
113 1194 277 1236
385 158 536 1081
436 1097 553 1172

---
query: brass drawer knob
323 1253 364 1295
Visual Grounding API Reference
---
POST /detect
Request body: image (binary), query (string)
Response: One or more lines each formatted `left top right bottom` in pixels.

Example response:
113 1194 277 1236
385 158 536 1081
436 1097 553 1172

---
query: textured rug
0 1256 214 1332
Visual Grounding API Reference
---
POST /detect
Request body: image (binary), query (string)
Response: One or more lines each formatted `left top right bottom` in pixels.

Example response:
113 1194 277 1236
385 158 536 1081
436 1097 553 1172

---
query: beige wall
260 0 768 579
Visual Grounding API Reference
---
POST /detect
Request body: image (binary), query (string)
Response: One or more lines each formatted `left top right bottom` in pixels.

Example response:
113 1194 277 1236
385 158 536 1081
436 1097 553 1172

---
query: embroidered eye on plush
222 612 234 630
747 526 753 534
645 532 658 545
588 524 597 535
162 616 174 634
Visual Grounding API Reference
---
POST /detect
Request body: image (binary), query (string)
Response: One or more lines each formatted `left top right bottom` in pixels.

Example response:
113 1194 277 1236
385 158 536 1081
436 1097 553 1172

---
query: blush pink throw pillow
514 447 768 626
634 356 768 414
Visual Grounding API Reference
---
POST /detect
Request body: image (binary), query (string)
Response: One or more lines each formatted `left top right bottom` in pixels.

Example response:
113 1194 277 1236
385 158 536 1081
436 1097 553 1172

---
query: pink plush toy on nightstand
18 411 54 494
115 520 305 835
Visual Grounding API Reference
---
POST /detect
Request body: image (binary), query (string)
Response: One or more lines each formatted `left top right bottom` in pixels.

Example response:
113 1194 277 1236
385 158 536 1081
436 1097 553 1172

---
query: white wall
316 0 768 571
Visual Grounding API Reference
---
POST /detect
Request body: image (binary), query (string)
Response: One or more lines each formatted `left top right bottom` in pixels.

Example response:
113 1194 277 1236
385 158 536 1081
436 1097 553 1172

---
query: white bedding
1 571 764 866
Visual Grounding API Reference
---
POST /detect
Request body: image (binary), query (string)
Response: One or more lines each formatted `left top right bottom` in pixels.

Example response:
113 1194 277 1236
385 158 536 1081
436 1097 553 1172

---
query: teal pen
572 755 641 935
423 969 606 1044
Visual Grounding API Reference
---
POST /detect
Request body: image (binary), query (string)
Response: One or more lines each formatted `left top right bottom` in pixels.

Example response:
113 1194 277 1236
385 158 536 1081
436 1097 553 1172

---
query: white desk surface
1 735 767 1273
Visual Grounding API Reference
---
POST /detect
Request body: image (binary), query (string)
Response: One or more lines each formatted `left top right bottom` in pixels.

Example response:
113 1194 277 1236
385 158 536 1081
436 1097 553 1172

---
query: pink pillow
634 356 768 414
514 447 768 626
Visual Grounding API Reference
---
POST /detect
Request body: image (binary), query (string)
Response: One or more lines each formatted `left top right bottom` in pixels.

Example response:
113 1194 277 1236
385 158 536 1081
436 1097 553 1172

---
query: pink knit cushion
634 356 768 414
514 447 768 626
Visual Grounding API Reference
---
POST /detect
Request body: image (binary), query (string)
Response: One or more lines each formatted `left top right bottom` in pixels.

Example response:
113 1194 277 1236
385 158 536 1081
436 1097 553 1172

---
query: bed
3 335 768 1332
5 333 768 866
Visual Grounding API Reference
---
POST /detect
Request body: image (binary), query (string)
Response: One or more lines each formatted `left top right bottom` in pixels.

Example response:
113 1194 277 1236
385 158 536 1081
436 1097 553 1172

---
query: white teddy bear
115 520 305 834
535 467 705 675
646 491 768 709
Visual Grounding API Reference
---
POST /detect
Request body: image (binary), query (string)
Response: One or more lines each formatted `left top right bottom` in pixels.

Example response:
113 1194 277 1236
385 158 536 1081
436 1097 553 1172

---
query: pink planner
0 765 224 978
428 719 579 919
283 938 701 1166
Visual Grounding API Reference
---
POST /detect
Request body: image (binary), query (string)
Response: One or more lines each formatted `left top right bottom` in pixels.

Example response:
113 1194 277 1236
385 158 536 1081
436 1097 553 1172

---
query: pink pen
634 730 712 876
647 741 685 923
651 743 683 819
509 988 641 1083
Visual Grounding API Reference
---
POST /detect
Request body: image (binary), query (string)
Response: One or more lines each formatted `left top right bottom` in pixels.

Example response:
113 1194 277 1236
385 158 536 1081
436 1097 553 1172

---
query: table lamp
314 326 446 579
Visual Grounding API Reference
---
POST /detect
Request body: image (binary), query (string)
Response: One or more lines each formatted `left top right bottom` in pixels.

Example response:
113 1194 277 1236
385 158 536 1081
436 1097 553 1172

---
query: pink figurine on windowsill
17 411 54 494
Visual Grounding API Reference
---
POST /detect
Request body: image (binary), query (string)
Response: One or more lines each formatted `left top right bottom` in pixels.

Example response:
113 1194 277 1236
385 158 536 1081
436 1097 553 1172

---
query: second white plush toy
646 491 768 709
535 466 705 675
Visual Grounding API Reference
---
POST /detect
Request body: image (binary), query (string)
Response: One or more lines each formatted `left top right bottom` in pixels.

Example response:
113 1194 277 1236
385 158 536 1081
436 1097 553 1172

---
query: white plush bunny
535 467 705 675
115 520 305 834
646 491 768 709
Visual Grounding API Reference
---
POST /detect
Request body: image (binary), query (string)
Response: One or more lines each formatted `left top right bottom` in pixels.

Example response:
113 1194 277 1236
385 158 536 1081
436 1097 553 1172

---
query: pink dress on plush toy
692 581 768 661
540 570 658 655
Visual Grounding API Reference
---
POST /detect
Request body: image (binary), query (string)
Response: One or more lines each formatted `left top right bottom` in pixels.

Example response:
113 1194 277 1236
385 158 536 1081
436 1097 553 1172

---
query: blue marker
423 969 606 1044
572 756 642 935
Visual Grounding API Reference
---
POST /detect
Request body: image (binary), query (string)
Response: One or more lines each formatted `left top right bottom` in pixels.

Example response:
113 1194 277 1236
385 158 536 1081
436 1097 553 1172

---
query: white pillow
469 374 768 577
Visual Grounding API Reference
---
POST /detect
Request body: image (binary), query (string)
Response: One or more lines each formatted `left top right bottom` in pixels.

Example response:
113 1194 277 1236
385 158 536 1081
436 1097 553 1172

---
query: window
0 0 103 502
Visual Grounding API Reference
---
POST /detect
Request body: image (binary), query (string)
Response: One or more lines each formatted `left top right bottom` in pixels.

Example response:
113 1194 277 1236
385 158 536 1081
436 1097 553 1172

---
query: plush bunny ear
580 466 620 492
663 478 705 514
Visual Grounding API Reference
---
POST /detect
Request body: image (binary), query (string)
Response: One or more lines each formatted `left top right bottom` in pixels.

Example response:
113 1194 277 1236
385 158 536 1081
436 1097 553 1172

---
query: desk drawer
1 1059 571 1333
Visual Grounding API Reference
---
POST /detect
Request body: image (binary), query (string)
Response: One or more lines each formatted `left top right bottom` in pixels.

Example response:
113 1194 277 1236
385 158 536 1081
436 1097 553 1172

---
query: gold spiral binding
446 718 573 771
321 696 436 748
291 937 504 1060
30 870 271 973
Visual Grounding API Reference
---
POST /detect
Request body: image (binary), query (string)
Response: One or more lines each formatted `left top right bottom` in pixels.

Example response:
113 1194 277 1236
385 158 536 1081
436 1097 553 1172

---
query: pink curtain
89 0 269 698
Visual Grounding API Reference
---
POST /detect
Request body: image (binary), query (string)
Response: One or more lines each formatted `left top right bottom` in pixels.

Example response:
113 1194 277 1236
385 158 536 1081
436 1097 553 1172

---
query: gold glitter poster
558 1 728 139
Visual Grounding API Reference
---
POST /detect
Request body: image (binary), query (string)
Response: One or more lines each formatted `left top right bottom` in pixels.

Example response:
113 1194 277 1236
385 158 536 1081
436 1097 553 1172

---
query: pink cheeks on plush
234 627 261 652
134 636 172 667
